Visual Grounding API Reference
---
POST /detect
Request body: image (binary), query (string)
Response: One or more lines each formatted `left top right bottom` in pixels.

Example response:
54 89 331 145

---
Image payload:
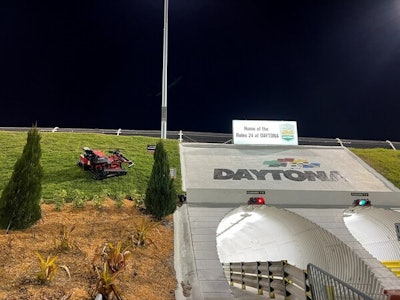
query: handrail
222 261 387 299
0 127 398 148
222 260 311 299
307 263 382 300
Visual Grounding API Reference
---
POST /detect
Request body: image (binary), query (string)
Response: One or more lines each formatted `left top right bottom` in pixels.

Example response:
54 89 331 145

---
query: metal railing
222 260 311 300
222 261 388 300
307 263 384 300
0 127 398 149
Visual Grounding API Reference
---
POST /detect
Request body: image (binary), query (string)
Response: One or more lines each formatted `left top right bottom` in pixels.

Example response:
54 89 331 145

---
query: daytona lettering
213 168 343 182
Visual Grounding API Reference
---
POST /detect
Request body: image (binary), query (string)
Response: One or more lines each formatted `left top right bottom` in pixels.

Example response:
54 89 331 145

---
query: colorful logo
279 123 295 141
263 158 320 169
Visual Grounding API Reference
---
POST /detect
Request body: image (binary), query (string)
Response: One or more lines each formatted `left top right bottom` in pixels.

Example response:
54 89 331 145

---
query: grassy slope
0 130 399 202
0 131 182 200
350 148 400 189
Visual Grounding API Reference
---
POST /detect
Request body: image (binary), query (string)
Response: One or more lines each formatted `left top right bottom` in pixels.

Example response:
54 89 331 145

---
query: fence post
325 285 335 300
267 261 275 299
282 260 290 299
305 269 312 300
241 262 246 289
229 263 234 286
179 130 183 142
257 261 263 295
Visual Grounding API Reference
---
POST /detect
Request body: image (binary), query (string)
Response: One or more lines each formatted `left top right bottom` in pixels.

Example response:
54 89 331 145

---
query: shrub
0 125 43 230
54 189 67 211
109 191 125 208
144 140 177 220
92 194 105 210
70 189 86 208
130 189 144 208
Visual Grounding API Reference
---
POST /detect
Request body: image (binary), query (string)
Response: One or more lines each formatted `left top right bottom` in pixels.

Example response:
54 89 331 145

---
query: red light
248 196 266 205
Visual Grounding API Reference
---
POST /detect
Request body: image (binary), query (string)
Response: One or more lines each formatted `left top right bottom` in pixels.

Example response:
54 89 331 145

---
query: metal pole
161 0 169 139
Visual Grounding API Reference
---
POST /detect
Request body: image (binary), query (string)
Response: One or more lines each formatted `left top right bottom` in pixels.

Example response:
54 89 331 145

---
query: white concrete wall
180 143 399 193
186 188 400 208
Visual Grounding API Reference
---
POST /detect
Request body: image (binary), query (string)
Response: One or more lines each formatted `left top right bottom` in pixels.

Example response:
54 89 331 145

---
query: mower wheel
77 160 90 170
94 171 107 180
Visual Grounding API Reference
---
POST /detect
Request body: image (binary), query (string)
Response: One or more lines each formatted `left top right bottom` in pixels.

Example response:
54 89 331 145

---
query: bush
144 140 177 220
70 189 86 208
0 125 43 230
54 189 67 211
92 194 105 210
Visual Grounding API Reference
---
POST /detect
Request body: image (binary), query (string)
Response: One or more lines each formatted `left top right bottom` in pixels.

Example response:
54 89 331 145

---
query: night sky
1 0 400 141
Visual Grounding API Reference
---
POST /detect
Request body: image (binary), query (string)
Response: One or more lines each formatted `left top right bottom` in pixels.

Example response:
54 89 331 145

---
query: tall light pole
161 0 169 139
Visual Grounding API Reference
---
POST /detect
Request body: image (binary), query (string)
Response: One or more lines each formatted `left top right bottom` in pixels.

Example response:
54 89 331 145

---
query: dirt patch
0 199 176 300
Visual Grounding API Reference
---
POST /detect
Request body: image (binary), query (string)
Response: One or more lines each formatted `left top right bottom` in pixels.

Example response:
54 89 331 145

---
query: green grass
0 131 182 201
350 148 400 188
0 130 399 203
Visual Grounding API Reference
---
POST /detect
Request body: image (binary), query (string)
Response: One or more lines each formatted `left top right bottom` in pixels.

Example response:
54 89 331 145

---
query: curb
174 204 203 300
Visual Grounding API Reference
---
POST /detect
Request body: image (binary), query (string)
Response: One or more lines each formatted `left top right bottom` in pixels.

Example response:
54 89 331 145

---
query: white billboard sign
232 120 298 145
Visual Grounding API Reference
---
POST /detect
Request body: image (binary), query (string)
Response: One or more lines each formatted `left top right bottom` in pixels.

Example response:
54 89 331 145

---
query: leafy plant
100 189 111 199
70 189 86 208
94 262 124 300
35 251 58 284
54 189 67 211
131 217 158 247
92 194 105 210
55 224 76 252
130 189 145 208
115 198 124 209
92 241 131 299
103 241 131 273
110 191 125 209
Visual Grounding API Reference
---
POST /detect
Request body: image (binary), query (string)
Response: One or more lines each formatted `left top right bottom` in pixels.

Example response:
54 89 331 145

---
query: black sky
1 0 400 141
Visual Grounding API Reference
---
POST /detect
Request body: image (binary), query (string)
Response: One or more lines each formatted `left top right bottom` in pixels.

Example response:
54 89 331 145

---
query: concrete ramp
180 143 400 207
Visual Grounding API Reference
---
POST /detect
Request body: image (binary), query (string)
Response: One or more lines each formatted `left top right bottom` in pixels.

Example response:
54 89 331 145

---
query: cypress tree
0 124 43 230
144 140 177 220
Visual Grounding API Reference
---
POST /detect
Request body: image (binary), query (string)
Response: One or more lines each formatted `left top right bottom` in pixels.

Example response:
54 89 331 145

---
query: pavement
174 203 270 300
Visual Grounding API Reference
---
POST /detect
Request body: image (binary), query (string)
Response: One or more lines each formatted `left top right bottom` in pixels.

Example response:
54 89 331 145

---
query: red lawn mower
77 147 134 180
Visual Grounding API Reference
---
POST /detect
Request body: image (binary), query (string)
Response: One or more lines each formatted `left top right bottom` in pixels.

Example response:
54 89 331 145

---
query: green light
359 199 367 206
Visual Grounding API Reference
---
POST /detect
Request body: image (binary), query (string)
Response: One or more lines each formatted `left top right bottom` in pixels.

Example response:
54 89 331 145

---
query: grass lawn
350 147 400 189
0 130 182 202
